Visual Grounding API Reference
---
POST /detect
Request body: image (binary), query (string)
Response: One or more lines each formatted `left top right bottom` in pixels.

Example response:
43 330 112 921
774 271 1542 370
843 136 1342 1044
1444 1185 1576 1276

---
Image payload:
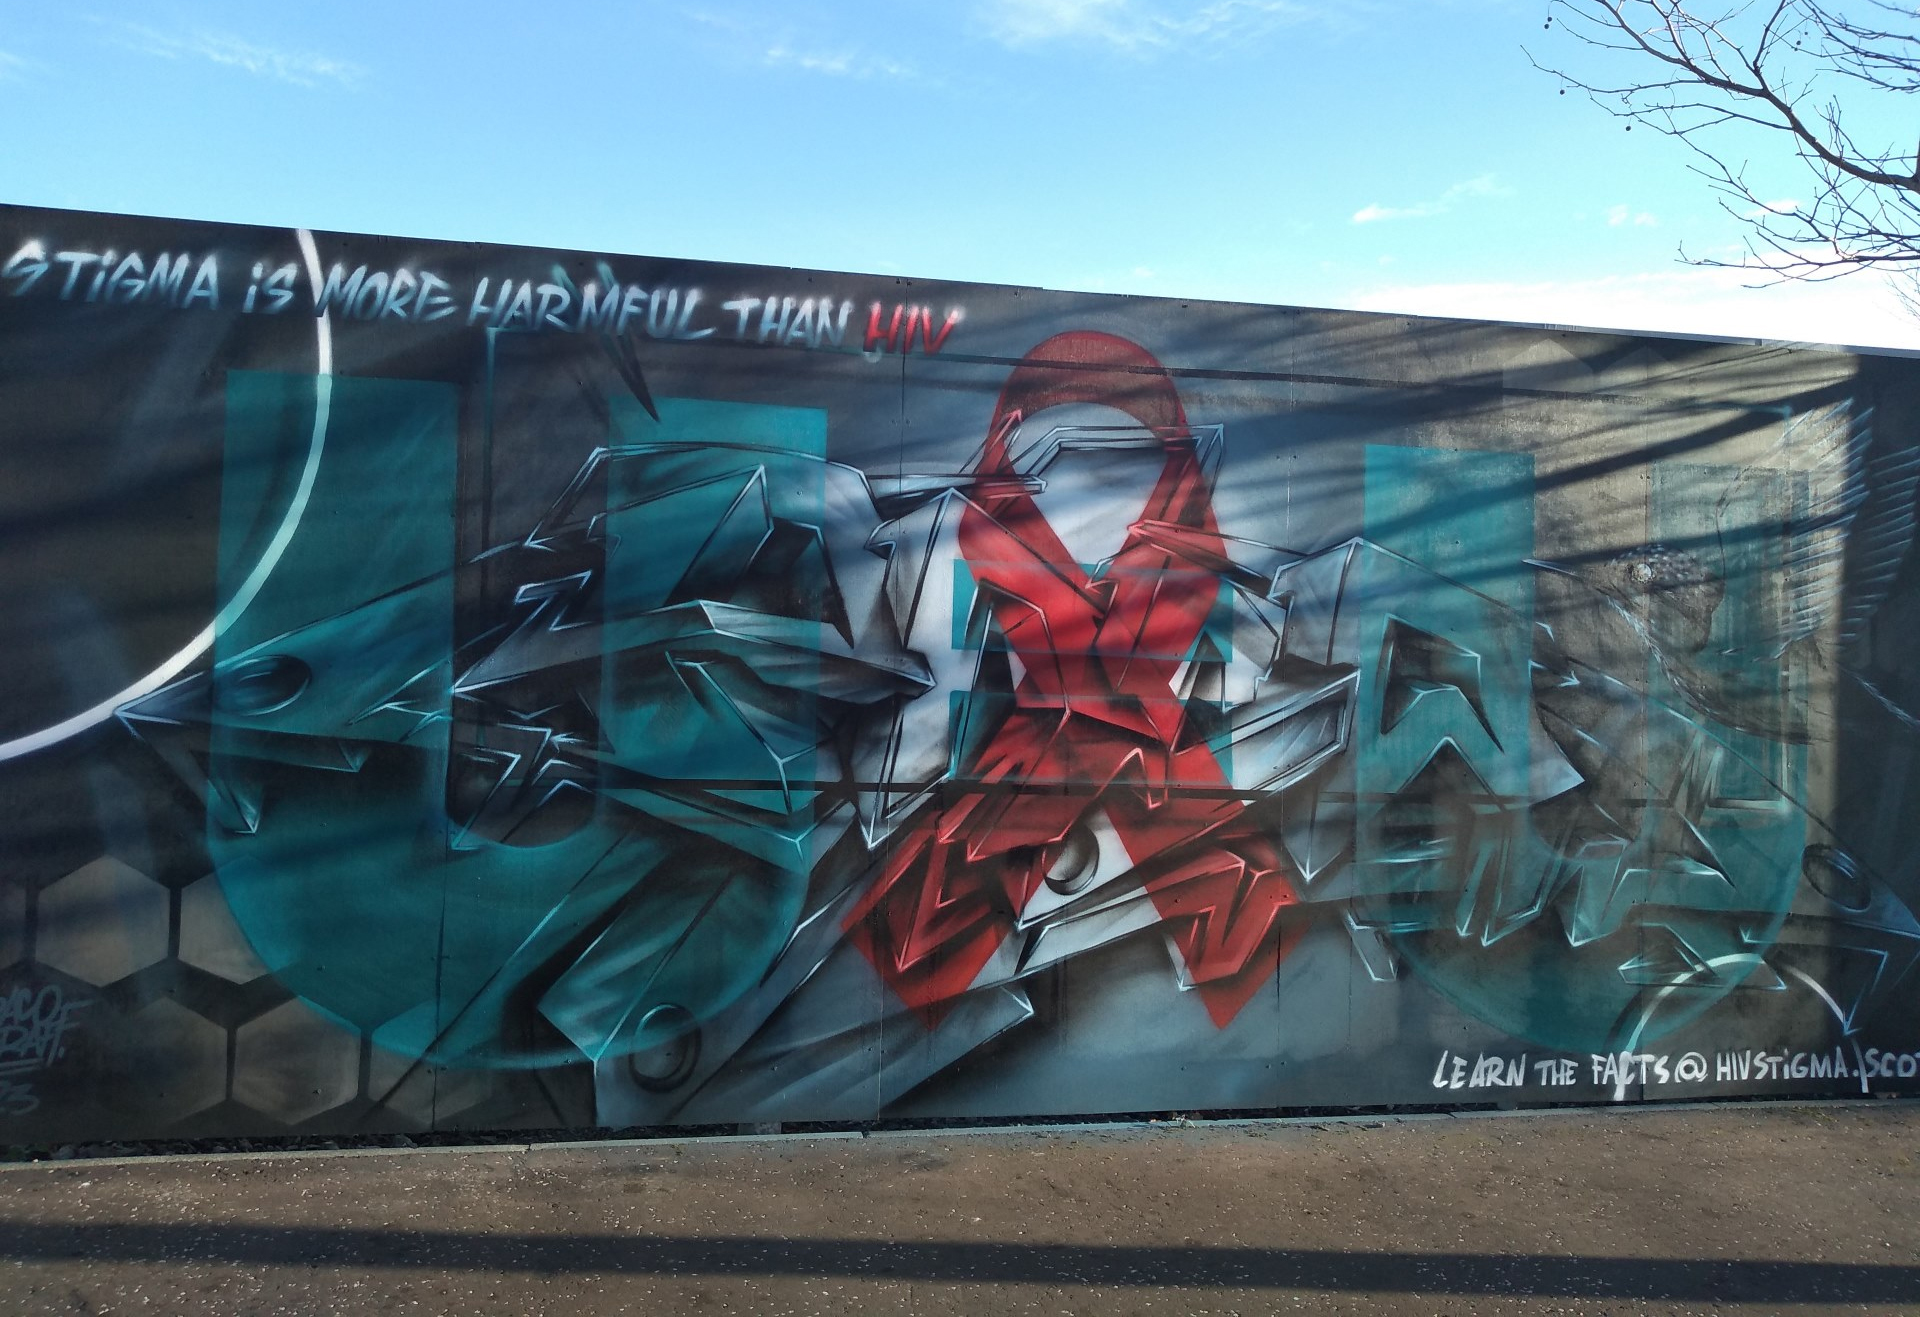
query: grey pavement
1 1102 1917 1315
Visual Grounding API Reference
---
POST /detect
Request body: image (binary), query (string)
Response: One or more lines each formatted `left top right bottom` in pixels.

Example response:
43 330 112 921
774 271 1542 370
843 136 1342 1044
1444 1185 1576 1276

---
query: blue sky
3 0 1915 348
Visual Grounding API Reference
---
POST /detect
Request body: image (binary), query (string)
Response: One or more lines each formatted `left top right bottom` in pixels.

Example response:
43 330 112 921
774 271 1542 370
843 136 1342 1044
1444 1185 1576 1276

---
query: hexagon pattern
178 875 270 983
34 858 168 986
0 884 23 970
367 1045 494 1126
233 999 361 1125
98 998 228 1120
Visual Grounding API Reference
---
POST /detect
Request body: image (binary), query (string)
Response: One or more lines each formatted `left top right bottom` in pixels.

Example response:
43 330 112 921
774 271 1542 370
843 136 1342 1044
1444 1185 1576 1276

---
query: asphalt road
1 1102 1916 1315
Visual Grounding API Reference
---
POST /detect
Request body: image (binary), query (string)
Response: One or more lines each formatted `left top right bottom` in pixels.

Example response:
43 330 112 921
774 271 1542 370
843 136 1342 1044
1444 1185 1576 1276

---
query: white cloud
1352 201 1432 224
100 22 363 87
1343 263 1920 352
1606 204 1657 228
1352 174 1507 225
763 44 918 78
0 50 25 81
683 8 751 33
686 10 919 80
978 0 1313 52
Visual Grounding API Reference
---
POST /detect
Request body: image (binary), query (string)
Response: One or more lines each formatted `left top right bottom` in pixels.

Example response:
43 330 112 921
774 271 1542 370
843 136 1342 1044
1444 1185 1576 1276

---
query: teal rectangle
1364 445 1535 613
217 371 459 657
206 370 459 1033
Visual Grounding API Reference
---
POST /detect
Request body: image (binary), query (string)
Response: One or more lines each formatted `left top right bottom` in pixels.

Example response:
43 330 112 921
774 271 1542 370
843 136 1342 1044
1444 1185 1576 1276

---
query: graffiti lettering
1714 1048 1856 1082
0 1079 36 1118
1859 1049 1920 1080
723 294 854 349
314 263 456 322
863 301 961 355
0 984 85 1121
1431 1049 1530 1089
1432 1047 1858 1093
1592 1051 1673 1086
0 984 85 1080
1533 1058 1582 1086
0 240 46 294
2 237 955 358
3 241 219 309
240 261 301 315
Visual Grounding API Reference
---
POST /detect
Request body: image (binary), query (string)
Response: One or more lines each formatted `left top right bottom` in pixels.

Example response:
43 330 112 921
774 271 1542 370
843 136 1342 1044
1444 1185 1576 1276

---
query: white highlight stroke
0 228 334 762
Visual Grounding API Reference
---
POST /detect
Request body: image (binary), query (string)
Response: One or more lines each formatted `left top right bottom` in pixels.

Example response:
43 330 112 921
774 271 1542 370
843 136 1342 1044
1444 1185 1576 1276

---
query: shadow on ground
2 1223 1916 1302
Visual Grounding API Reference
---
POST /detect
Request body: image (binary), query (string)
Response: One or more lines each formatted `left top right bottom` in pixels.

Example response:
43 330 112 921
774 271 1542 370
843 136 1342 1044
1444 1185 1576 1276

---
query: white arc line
0 228 334 762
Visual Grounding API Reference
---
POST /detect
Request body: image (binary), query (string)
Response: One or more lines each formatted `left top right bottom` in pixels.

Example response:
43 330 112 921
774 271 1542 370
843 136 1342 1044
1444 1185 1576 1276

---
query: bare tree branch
1532 0 1920 284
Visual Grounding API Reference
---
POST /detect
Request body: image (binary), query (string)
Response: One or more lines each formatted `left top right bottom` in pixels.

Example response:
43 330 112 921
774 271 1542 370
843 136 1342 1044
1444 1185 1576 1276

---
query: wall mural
4 203 1920 1142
